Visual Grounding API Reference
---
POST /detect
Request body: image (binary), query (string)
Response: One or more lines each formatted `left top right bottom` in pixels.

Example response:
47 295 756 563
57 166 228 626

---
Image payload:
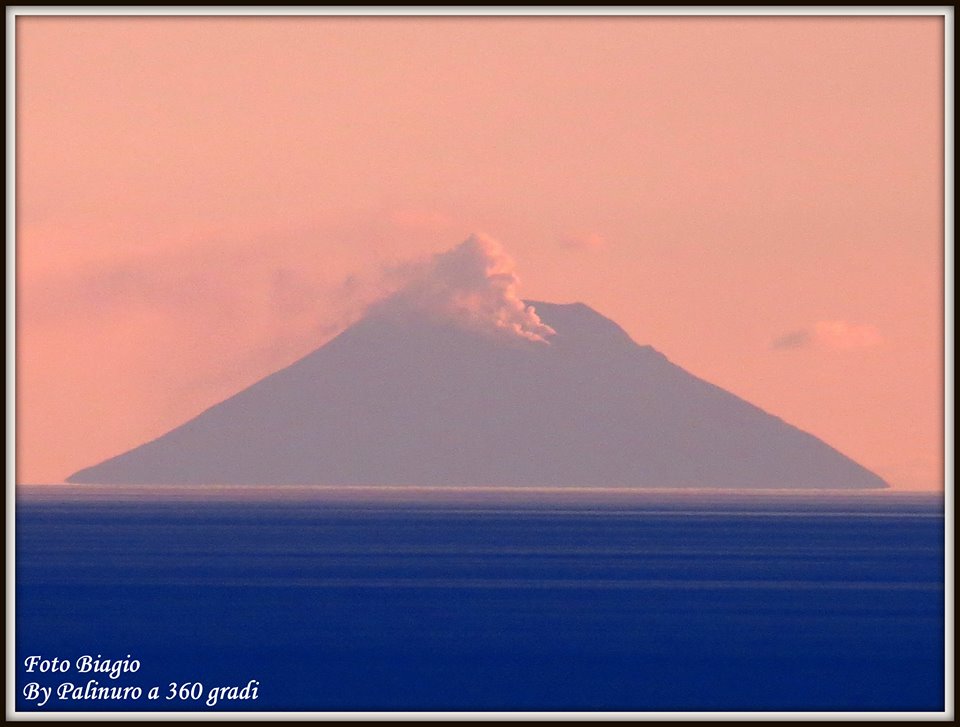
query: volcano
68 300 887 488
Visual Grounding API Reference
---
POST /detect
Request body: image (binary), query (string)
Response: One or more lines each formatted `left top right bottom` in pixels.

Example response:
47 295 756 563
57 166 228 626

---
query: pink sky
16 15 945 490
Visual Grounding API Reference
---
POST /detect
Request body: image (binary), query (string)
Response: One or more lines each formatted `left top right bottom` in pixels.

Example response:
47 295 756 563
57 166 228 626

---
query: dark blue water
15 487 945 712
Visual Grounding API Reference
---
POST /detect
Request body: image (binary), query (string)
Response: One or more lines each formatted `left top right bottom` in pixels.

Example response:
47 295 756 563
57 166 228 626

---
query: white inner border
5 4 954 723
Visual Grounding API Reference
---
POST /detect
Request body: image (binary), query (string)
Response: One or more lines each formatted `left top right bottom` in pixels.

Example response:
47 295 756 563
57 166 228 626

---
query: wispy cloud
771 329 812 350
772 320 883 351
813 320 883 350
559 232 606 251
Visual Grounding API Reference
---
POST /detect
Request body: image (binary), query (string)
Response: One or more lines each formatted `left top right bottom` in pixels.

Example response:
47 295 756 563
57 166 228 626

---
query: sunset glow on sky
15 15 944 489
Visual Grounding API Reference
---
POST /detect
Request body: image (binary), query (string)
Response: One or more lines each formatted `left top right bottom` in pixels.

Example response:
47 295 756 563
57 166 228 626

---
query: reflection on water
15 486 945 712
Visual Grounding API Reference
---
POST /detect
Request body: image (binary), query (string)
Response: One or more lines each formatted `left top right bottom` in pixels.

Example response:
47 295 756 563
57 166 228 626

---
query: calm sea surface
15 486 945 712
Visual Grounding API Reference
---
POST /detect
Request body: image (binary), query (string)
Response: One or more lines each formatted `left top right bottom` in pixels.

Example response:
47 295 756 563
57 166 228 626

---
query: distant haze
17 16 943 489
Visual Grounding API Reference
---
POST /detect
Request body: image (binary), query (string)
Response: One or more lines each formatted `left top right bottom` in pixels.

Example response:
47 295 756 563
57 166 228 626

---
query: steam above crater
367 233 555 344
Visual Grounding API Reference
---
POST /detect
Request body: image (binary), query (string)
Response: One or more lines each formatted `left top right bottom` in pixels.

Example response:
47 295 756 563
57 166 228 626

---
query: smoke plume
368 233 555 343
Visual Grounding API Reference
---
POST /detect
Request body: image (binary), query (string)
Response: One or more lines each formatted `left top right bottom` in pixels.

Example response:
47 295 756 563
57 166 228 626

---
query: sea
13 485 946 713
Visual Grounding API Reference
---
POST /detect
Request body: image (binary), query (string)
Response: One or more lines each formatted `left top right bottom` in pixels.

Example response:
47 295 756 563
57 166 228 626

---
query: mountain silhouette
68 301 888 488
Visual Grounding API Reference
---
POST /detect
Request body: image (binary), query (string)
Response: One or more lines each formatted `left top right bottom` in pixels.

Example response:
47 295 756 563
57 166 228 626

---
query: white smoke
369 233 555 343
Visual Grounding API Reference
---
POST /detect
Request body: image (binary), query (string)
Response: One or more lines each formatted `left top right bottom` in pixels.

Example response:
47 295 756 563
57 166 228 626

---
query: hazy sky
16 15 944 489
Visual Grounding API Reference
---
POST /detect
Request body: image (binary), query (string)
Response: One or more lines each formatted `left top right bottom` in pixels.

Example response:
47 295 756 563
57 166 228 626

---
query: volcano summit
68 293 887 488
